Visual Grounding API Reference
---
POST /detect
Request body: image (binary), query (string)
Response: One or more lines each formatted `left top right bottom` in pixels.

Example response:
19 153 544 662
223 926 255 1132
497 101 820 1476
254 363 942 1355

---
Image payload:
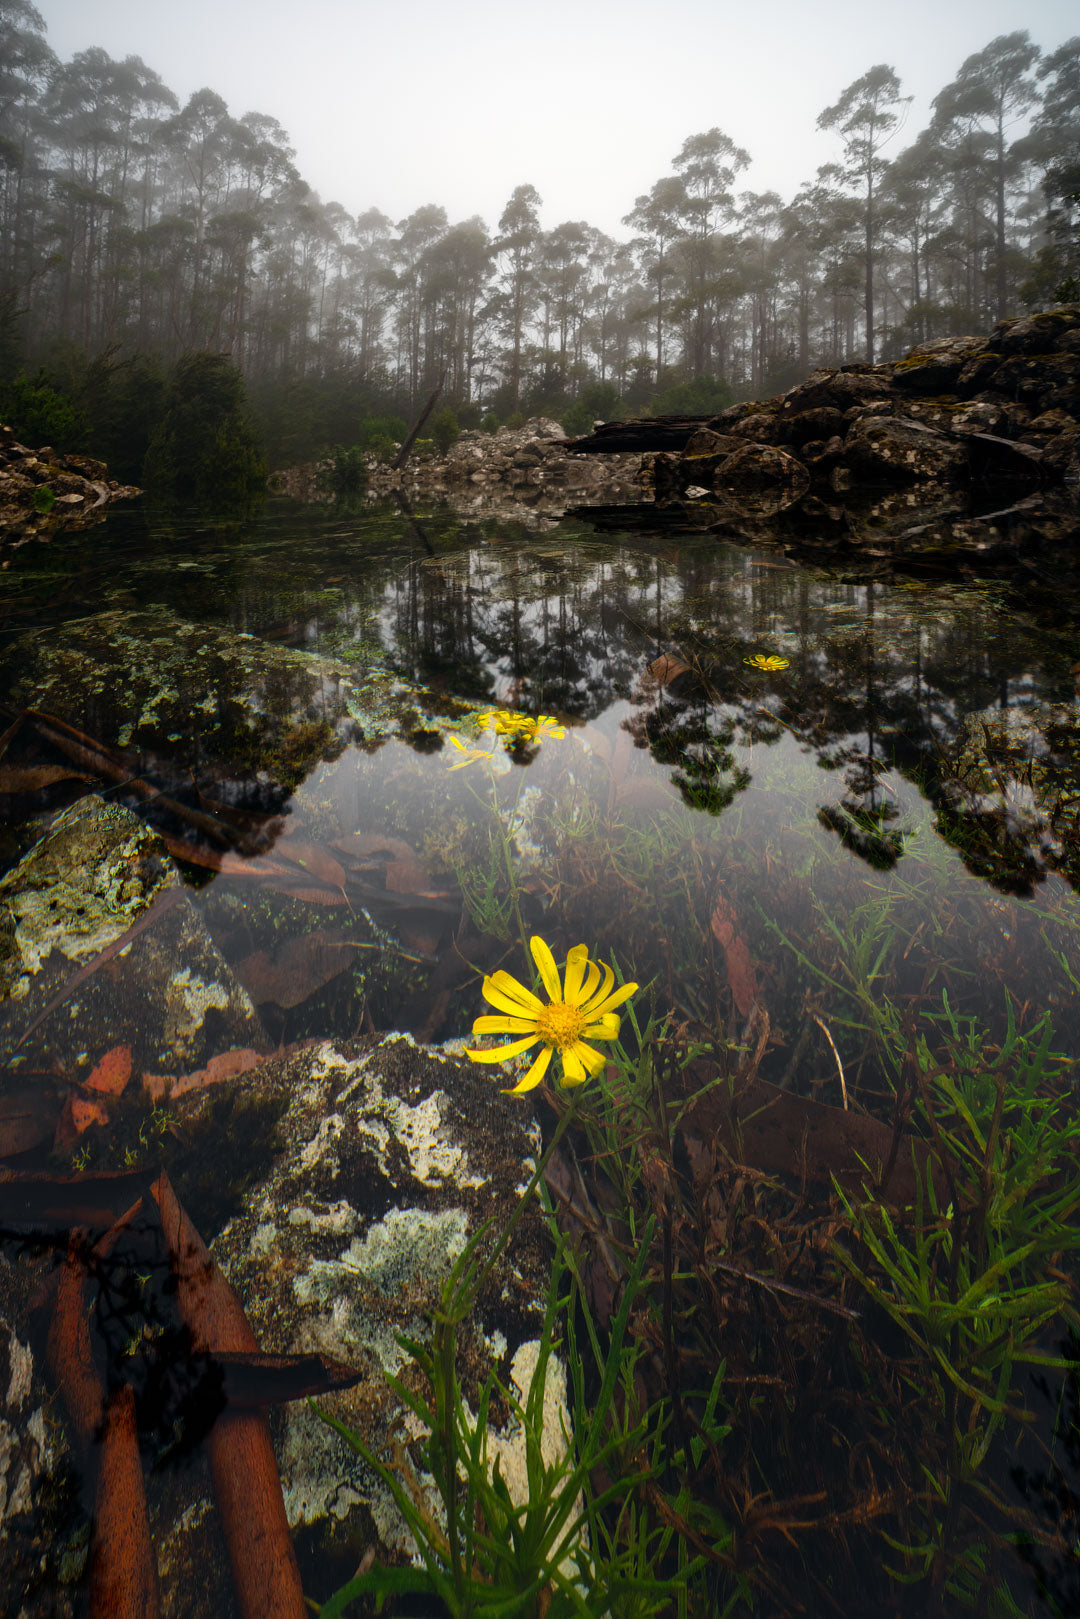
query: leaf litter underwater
2 498 1080 1616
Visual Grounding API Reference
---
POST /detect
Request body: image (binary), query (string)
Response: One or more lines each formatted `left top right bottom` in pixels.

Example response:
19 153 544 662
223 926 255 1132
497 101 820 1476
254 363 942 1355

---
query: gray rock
0 796 268 1083
842 417 967 484
151 1033 558 1610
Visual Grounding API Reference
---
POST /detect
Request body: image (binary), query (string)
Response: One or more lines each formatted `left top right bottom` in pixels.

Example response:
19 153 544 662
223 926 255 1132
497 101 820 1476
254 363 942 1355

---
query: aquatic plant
465 936 638 1093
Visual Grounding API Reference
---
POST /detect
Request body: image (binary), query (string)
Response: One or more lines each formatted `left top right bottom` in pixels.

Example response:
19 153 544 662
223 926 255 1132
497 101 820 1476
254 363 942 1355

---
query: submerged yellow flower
744 653 790 671
508 714 566 746
466 936 637 1094
477 708 566 745
445 734 496 770
477 707 529 735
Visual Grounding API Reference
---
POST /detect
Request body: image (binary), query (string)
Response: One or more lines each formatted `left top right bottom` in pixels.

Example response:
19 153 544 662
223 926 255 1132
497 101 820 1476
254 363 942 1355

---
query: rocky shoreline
0 424 142 543
268 416 645 515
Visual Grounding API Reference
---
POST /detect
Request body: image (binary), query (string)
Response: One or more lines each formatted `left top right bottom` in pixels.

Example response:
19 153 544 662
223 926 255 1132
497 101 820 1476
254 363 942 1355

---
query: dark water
3 496 1080 1615
4 497 1079 1060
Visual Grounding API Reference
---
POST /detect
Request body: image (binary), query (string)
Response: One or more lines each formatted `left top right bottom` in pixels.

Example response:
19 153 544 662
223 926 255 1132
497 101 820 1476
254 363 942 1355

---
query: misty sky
37 0 1079 238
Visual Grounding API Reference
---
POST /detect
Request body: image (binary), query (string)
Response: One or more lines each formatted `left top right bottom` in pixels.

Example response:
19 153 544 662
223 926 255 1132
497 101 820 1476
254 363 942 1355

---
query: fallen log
565 415 715 454
151 1172 307 1619
88 1384 161 1619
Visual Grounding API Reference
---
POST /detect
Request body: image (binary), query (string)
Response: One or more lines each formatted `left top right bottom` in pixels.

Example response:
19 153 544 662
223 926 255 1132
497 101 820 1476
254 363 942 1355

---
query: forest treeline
1 0 1078 477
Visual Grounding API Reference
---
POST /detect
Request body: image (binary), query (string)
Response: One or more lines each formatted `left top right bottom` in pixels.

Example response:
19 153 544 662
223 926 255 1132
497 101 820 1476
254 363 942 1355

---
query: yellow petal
529 936 562 1002
572 1040 609 1074
465 1035 539 1064
578 961 614 1013
505 1044 553 1095
576 958 602 1005
582 1013 621 1041
586 980 638 1019
483 970 544 1014
562 943 590 1003
472 1014 539 1036
560 1045 588 1085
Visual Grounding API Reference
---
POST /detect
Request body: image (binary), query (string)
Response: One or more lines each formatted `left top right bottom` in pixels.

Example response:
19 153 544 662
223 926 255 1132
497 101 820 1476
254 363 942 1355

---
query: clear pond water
2 494 1080 1615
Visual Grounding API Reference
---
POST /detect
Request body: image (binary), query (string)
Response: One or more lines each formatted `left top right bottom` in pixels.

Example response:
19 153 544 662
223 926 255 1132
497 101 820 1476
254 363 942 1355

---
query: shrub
143 352 266 506
325 444 368 494
428 404 460 455
0 371 85 451
356 415 407 452
650 375 735 417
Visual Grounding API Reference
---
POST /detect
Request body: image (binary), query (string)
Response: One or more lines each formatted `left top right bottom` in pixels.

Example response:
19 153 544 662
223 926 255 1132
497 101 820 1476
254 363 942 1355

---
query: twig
811 1012 848 1111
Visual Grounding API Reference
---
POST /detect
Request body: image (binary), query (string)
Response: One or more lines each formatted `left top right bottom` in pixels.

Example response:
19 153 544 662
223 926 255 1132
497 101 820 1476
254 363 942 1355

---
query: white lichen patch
287 1200 358 1236
341 1207 469 1291
0 797 174 993
384 1090 486 1189
5 1335 32 1409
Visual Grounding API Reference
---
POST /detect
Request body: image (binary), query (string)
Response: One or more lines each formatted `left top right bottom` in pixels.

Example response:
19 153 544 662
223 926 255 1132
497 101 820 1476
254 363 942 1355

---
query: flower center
536 999 586 1051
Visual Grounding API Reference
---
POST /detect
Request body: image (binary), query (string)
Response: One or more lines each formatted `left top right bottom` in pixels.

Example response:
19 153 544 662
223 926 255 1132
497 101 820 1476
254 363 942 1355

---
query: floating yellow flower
476 708 567 747
744 653 790 671
445 734 496 770
508 714 566 745
477 707 530 735
466 936 637 1094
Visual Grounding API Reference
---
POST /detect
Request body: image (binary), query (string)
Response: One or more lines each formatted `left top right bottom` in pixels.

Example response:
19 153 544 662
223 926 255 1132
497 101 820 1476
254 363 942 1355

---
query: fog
37 0 1079 234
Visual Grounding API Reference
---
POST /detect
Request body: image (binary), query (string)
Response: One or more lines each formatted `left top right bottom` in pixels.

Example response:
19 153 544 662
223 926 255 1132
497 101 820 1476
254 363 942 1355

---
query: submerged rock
0 604 462 792
0 1033 557 1617
0 796 268 1084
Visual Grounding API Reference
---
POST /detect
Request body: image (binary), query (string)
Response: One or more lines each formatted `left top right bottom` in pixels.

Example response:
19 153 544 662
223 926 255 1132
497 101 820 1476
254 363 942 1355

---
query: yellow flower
445 734 496 770
477 707 530 735
465 936 637 1094
744 653 790 671
507 714 566 746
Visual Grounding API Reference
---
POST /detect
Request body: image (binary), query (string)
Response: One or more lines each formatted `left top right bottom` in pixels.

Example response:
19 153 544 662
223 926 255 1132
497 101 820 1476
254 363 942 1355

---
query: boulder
0 605 448 788
842 417 967 484
0 796 269 1084
714 443 811 512
0 1033 557 1618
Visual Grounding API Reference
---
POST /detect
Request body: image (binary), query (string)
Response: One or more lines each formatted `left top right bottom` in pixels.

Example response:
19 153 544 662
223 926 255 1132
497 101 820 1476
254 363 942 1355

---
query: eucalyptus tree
421 216 492 401
671 128 750 376
495 183 542 409
623 174 686 380
392 203 449 402
878 129 950 344
932 32 1041 319
1018 38 1080 301
737 190 784 390
818 65 911 362
535 219 591 390
345 207 394 377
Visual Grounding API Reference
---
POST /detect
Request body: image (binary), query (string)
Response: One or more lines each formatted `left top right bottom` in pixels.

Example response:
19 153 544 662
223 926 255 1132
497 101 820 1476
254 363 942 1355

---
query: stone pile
0 424 141 541
270 417 643 514
641 306 1080 514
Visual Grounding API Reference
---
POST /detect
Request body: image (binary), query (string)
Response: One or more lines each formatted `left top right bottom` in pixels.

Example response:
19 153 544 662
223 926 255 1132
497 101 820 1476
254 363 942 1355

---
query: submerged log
151 1172 308 1619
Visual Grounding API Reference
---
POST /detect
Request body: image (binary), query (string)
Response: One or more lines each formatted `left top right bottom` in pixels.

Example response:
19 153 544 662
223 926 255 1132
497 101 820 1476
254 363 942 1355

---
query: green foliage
0 369 86 450
561 382 625 438
649 375 735 417
143 352 267 506
31 482 55 513
315 1108 688 1619
833 995 1080 1596
81 350 167 483
481 412 499 434
429 404 461 455
323 444 368 495
356 414 407 452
